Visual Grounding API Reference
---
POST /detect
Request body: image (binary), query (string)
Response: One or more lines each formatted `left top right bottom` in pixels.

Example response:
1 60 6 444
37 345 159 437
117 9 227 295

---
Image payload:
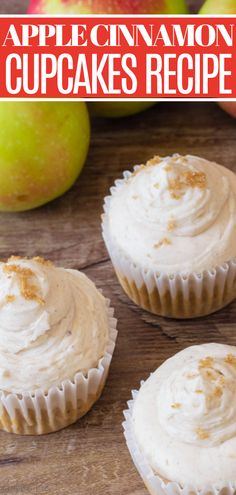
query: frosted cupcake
102 154 236 318
0 256 117 435
123 343 236 495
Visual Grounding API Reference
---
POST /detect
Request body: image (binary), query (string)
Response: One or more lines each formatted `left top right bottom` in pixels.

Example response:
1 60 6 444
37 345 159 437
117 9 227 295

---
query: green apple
88 101 156 118
200 0 236 118
200 0 236 14
0 102 90 212
28 0 188 118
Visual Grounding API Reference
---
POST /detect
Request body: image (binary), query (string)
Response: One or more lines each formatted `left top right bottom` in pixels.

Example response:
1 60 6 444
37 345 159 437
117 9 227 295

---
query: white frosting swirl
107 155 236 273
0 257 109 394
133 344 236 486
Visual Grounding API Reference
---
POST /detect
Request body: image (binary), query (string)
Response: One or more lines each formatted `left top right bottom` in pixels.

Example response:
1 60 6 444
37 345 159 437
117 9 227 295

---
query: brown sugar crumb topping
132 164 146 176
4 263 45 305
199 356 214 369
169 171 206 191
225 354 236 367
207 386 223 402
146 156 162 167
170 191 182 200
8 255 23 262
219 375 225 386
205 369 217 381
183 171 207 188
4 265 34 277
167 219 176 232
132 156 162 177
168 170 207 200
196 428 209 440
154 238 172 249
32 256 53 266
185 372 198 379
5 294 16 304
171 402 182 409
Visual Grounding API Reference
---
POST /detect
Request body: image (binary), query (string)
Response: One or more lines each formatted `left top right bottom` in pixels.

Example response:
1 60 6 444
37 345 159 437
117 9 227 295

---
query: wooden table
0 1 235 494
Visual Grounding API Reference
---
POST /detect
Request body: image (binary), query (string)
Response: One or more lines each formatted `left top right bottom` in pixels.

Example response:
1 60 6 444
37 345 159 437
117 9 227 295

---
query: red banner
0 15 235 100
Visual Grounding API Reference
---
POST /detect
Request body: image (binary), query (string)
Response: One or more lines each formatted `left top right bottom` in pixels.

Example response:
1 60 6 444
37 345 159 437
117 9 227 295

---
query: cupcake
0 256 117 435
123 343 236 495
102 154 236 318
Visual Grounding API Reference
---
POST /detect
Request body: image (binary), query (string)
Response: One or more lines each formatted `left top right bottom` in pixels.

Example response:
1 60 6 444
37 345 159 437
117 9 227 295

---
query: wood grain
0 1 235 495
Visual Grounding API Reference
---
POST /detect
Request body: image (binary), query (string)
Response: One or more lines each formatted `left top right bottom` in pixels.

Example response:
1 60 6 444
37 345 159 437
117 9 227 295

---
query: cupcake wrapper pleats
102 171 236 318
0 299 117 435
123 390 236 495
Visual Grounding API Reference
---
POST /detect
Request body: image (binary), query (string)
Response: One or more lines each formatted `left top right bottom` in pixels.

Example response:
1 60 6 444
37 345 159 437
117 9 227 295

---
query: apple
218 102 236 119
199 0 236 14
28 0 188 118
0 102 90 212
200 0 236 118
88 101 156 118
28 0 188 15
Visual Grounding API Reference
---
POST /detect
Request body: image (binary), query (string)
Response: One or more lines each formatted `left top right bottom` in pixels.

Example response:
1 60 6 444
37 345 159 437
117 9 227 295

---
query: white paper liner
123 389 236 495
0 298 117 435
102 169 236 318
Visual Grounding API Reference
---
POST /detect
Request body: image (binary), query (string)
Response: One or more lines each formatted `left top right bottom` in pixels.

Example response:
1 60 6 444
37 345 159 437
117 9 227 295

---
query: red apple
28 0 188 15
28 0 188 118
218 102 236 119
200 0 236 118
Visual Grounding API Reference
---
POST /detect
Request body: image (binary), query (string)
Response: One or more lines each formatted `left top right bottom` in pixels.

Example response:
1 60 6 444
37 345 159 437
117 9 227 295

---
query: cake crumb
171 402 181 409
199 356 214 369
196 428 209 440
153 183 159 189
195 389 203 394
154 238 172 249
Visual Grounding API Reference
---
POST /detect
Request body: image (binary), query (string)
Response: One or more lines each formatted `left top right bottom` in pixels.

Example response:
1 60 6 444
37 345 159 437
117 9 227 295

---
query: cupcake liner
123 389 236 495
102 170 236 319
0 298 117 435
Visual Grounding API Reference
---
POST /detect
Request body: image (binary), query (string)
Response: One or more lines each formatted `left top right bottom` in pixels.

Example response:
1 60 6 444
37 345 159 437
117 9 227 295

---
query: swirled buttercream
107 155 236 273
0 257 109 394
133 343 236 486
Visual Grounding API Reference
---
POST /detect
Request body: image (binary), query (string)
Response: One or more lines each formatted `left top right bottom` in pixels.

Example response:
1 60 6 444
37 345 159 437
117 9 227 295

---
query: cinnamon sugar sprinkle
196 428 209 440
154 238 172 249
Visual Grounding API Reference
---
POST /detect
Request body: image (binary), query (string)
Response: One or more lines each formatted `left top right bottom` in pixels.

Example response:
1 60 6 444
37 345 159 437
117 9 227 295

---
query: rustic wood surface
0 1 235 494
